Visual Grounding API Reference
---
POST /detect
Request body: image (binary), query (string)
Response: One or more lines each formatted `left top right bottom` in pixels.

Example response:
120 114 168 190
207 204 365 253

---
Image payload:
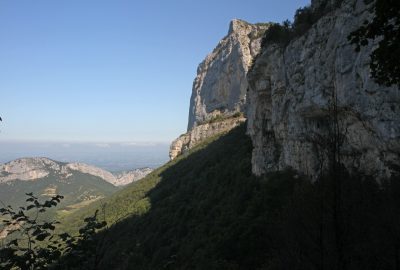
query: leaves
261 0 345 48
35 233 50 242
348 0 400 87
0 192 108 270
0 193 66 269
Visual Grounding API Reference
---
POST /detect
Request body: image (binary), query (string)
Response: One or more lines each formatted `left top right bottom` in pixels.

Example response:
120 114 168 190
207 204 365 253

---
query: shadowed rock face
170 19 268 160
0 157 152 186
247 0 400 178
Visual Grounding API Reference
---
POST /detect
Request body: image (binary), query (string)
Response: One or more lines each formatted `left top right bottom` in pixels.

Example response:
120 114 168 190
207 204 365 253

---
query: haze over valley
0 141 169 172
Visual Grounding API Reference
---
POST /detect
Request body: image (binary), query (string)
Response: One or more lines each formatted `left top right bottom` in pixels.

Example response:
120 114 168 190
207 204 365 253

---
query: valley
0 157 152 223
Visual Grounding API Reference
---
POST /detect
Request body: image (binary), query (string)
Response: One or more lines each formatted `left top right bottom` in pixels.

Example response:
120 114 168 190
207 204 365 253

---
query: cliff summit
170 19 268 159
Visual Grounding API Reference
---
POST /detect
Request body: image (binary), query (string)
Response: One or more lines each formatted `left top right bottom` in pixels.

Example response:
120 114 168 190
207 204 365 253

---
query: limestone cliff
247 0 400 178
170 19 268 159
188 19 268 130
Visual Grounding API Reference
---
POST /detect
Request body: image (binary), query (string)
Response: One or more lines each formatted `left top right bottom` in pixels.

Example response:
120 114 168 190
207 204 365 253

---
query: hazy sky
0 0 309 143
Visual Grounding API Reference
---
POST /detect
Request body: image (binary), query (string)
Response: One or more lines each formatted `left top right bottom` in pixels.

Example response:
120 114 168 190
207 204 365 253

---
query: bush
0 193 107 270
0 193 64 269
198 112 243 126
261 21 292 47
292 6 314 36
261 0 344 48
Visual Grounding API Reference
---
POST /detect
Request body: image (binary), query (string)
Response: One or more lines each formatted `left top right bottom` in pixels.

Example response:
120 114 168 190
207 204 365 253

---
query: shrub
232 112 243 118
261 0 344 48
0 193 107 270
0 193 64 269
261 21 292 47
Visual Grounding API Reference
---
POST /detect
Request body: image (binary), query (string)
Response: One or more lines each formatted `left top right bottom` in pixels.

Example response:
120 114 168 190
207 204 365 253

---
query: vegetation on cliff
348 0 400 87
261 0 344 48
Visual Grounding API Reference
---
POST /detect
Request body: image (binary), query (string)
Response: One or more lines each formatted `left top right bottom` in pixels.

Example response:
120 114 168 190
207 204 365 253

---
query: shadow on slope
90 125 303 269
62 124 400 270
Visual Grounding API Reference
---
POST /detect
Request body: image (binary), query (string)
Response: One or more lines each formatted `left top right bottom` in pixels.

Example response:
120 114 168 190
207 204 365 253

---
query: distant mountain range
0 157 152 219
0 157 152 187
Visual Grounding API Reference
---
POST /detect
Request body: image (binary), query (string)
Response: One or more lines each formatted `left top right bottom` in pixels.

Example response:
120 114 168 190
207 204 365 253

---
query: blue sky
0 0 309 143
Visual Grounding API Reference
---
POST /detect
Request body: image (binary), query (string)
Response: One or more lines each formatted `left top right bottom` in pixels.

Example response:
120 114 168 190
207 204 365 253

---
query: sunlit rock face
187 19 269 130
247 0 400 178
170 19 268 159
0 157 59 182
169 116 246 160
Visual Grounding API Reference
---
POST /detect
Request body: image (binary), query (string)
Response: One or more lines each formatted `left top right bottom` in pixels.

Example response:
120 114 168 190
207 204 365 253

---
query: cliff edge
247 0 400 178
170 19 268 159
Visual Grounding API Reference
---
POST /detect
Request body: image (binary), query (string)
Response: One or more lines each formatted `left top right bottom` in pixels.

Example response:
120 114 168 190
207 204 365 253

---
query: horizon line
0 139 171 145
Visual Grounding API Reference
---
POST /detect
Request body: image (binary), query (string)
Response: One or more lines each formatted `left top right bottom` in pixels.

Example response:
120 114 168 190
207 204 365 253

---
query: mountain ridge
0 157 152 187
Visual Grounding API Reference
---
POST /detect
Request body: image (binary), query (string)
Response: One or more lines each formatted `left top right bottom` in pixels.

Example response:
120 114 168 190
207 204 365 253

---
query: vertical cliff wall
187 19 268 130
247 0 400 178
170 20 268 160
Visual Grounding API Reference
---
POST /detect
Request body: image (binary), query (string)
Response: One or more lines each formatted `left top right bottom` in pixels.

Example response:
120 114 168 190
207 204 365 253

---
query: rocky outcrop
0 158 62 182
112 168 153 186
170 19 268 159
0 157 152 186
188 19 268 130
247 0 400 178
66 162 116 184
170 116 246 159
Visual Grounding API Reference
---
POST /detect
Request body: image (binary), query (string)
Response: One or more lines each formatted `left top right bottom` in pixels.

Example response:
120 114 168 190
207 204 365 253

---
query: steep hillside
0 158 152 223
61 124 400 270
60 128 238 233
0 159 118 221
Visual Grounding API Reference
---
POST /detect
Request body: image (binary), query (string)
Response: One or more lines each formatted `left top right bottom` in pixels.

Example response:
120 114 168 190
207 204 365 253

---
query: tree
0 193 108 270
60 209 108 270
348 0 400 87
0 193 64 269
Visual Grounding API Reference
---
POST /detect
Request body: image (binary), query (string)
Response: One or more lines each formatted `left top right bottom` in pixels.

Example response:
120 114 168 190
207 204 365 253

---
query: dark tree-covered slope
60 124 400 270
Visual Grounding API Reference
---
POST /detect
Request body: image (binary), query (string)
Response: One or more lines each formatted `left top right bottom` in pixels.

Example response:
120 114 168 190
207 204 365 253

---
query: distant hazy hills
0 157 152 214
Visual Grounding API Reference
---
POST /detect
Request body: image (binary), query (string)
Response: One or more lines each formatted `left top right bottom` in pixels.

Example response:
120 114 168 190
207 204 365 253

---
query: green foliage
0 170 118 220
261 0 344 48
60 131 229 233
0 193 64 269
0 193 108 270
348 0 400 87
232 111 243 118
57 124 400 269
2 124 396 269
197 112 243 126
59 209 107 270
60 167 162 234
262 21 292 47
